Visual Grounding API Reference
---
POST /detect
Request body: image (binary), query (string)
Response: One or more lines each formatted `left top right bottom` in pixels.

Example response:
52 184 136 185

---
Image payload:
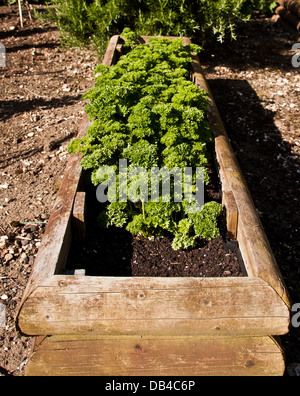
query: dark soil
67 225 242 278
131 235 242 277
67 205 243 279
66 159 243 279
0 5 299 376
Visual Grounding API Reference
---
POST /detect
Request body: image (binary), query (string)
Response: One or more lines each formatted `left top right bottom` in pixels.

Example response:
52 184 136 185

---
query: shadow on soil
199 18 297 72
5 41 60 53
0 26 57 41
0 145 44 169
207 77 300 373
66 179 133 277
0 95 82 122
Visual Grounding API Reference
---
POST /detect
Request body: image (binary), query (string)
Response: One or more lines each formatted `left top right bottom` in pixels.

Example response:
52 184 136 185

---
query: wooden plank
190 54 291 309
72 191 86 241
25 334 285 376
278 0 300 19
18 275 290 337
102 35 121 66
222 191 238 240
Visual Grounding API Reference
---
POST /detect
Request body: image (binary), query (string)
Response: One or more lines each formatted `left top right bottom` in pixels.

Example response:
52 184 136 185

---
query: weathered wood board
25 335 285 376
19 275 289 337
72 191 86 241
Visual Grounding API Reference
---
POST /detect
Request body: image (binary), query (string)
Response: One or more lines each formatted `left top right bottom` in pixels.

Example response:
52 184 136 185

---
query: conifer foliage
40 0 249 55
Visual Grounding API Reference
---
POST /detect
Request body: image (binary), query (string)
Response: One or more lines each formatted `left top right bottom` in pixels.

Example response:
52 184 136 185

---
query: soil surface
67 200 243 279
67 158 243 279
0 5 300 376
0 4 98 376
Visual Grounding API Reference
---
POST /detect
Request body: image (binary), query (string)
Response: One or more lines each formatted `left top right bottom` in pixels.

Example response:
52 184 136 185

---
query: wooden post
72 192 86 241
278 0 300 19
18 0 23 28
222 191 238 240
276 5 300 30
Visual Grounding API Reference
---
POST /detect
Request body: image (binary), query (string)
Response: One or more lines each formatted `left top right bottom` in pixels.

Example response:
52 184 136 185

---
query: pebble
8 246 17 255
28 256 35 266
1 294 8 301
0 236 8 249
40 213 49 220
58 151 67 158
24 224 38 233
20 252 28 264
223 270 232 276
4 253 13 262
62 84 71 92
20 239 29 247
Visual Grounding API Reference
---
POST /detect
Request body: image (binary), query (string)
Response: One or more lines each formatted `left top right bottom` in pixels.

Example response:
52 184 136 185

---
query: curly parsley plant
68 33 223 250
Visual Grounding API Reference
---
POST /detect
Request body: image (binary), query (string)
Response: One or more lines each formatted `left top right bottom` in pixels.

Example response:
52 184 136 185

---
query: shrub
39 0 250 56
243 0 279 16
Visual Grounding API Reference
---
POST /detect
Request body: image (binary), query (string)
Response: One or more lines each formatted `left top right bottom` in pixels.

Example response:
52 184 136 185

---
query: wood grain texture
18 275 290 337
25 334 285 376
72 191 86 241
190 54 291 308
222 191 238 239
278 0 300 18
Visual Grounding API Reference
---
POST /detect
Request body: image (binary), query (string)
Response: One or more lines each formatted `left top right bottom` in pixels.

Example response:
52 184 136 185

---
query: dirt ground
0 4 98 375
0 5 299 376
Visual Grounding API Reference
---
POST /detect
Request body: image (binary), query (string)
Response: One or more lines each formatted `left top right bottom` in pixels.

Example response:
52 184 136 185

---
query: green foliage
242 0 278 16
259 0 279 14
68 35 223 250
36 0 93 46
39 0 250 55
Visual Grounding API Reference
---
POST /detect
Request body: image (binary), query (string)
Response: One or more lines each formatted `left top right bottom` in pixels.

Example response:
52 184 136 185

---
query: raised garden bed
17 35 291 376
